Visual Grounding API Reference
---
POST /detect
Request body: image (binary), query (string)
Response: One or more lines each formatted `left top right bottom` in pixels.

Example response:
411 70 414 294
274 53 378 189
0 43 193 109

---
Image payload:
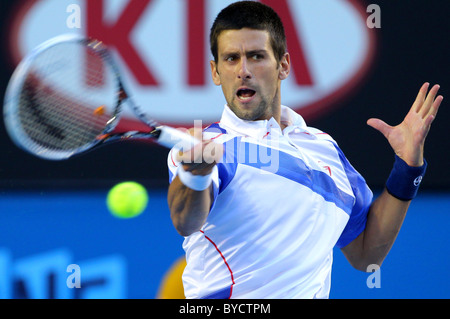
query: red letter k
87 0 159 86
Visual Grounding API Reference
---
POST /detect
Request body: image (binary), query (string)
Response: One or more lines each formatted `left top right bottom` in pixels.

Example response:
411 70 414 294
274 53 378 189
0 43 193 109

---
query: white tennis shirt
168 105 373 299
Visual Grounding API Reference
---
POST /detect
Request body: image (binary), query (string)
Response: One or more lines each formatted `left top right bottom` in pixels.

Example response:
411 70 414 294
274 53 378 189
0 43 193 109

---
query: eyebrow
221 49 269 58
246 49 268 56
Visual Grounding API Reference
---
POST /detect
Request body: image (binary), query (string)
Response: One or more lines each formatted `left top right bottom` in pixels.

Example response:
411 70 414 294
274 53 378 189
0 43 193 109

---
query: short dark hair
210 1 287 63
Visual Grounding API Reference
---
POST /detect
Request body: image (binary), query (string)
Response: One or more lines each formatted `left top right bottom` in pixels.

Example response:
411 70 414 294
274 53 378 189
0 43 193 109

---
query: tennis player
167 1 443 299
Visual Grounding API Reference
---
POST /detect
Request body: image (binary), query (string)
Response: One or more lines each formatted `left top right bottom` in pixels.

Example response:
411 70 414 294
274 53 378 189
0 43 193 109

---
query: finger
180 125 205 161
424 114 436 131
202 141 224 164
187 126 203 141
195 127 204 141
422 95 443 133
428 94 443 118
419 84 440 118
367 118 393 139
175 141 204 165
413 82 430 113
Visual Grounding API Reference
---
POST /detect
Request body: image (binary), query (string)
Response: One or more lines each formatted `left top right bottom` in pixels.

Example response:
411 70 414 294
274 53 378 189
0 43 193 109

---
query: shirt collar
219 104 308 139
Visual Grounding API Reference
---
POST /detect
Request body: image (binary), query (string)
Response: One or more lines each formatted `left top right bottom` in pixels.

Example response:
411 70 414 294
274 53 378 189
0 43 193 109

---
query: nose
237 58 252 80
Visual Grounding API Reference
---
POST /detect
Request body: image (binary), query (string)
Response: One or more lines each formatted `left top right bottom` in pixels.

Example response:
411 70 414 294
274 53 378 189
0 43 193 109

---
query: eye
225 55 238 63
252 54 264 60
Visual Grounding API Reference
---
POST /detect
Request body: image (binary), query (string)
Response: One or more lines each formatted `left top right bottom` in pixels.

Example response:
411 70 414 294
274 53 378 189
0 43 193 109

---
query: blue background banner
0 190 448 299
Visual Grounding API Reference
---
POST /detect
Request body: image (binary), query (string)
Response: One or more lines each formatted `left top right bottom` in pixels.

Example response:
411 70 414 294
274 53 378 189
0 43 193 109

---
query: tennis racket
3 34 198 160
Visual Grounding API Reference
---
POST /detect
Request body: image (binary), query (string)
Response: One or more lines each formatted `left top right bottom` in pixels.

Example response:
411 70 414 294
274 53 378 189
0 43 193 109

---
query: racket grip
156 126 200 151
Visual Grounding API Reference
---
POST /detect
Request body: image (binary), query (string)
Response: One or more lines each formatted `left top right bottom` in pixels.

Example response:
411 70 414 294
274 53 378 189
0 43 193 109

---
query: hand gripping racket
3 34 198 160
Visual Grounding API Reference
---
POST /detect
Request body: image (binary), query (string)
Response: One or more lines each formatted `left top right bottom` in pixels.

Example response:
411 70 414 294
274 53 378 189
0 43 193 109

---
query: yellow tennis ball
106 182 148 219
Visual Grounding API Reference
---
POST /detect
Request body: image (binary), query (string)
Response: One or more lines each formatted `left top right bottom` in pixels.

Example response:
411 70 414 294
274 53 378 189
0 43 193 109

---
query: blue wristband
385 155 427 201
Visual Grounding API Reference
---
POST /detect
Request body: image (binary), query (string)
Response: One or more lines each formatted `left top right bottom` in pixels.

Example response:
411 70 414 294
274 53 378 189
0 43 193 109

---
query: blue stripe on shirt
204 123 227 134
218 138 355 216
332 143 372 248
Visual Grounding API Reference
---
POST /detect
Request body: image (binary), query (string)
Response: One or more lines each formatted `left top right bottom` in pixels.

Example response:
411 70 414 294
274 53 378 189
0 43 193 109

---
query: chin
232 106 267 121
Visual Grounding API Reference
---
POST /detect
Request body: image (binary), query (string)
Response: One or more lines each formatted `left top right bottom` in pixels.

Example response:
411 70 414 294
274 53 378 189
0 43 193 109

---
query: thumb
187 127 203 140
367 118 393 139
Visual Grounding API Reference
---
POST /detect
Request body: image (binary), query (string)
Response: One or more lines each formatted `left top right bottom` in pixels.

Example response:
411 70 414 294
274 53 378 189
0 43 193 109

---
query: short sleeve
333 144 373 248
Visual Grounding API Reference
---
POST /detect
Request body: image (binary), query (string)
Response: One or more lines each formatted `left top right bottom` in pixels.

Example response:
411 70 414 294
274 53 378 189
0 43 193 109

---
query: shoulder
202 122 237 145
282 106 337 144
203 122 227 134
304 126 338 145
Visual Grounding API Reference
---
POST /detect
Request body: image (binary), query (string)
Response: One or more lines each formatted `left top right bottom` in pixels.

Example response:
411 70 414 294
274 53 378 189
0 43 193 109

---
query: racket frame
3 34 169 160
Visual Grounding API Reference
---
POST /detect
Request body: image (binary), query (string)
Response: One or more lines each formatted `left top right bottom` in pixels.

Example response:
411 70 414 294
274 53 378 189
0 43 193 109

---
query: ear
278 53 291 80
210 60 221 86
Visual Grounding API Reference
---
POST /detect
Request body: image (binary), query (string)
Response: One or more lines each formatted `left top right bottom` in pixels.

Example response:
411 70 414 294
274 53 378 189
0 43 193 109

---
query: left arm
342 83 443 271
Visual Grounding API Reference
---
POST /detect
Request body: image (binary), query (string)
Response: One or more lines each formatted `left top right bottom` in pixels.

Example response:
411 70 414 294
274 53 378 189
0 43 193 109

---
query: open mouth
237 88 256 102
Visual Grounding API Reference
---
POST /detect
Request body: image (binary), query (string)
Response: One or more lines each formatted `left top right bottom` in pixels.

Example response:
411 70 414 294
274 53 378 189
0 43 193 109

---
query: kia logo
8 0 376 127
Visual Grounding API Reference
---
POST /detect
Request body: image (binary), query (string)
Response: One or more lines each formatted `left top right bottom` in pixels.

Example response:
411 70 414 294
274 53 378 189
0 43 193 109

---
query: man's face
210 28 290 121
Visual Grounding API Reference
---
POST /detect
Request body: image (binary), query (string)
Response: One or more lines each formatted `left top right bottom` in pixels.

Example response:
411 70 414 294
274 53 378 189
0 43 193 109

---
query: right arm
167 133 223 237
168 166 215 237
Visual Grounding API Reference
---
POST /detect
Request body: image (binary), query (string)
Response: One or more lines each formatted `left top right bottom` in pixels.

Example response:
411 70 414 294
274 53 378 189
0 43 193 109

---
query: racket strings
18 74 111 151
16 42 117 153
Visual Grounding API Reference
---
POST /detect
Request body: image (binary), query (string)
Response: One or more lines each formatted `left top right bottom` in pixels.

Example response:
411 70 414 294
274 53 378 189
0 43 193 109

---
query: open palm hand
367 83 443 167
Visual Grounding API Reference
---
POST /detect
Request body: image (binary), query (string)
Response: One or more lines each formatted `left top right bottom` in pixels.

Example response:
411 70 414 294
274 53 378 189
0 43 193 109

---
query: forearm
344 189 411 270
168 175 212 237
342 149 429 270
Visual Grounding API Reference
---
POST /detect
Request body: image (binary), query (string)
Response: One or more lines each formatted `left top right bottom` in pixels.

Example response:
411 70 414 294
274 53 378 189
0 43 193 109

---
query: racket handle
156 126 200 151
